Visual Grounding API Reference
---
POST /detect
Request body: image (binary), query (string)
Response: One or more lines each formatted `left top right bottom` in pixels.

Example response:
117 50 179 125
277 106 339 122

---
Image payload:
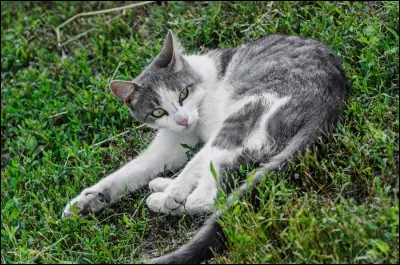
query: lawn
1 1 399 264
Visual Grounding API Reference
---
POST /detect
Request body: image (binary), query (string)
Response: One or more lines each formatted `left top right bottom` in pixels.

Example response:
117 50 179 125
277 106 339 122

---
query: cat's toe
62 195 90 218
146 192 184 215
146 192 167 213
149 177 173 193
62 188 109 218
61 209 73 218
165 195 183 210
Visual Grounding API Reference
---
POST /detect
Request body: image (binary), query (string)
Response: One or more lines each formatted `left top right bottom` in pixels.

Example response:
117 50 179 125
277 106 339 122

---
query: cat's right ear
154 30 183 72
109 80 139 105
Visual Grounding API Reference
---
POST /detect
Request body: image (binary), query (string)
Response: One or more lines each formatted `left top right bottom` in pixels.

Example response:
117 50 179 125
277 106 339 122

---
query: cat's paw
146 192 184 215
163 184 193 210
62 187 111 218
164 189 186 210
149 177 173 192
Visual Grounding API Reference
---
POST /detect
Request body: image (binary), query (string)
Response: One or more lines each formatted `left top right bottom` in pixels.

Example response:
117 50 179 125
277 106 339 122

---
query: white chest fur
184 54 223 141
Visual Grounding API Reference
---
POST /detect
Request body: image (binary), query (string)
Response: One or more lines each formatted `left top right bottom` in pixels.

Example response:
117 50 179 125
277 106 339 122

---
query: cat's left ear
109 80 140 105
154 30 184 72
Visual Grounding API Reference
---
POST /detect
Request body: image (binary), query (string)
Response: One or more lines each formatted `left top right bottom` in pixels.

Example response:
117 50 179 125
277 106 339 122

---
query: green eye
179 87 189 102
151 108 167 118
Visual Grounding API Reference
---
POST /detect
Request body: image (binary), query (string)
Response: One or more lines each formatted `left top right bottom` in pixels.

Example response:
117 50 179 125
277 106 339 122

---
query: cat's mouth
180 123 192 131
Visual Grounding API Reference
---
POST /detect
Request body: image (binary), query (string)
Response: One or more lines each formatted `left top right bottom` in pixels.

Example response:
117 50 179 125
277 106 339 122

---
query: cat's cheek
186 110 199 128
155 117 176 131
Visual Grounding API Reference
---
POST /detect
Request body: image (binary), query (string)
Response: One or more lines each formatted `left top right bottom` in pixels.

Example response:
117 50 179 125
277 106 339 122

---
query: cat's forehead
134 63 201 92
135 72 176 92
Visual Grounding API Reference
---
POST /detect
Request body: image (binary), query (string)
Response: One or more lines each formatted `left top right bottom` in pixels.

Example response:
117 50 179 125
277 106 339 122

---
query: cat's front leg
146 144 241 215
62 129 198 218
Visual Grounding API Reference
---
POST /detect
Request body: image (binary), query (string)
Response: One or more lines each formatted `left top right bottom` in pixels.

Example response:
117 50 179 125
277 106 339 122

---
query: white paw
163 185 192 208
146 192 184 215
62 187 111 218
149 177 173 192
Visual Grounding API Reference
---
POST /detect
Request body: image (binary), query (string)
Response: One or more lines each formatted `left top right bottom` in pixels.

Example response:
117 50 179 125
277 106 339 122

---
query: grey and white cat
62 31 349 263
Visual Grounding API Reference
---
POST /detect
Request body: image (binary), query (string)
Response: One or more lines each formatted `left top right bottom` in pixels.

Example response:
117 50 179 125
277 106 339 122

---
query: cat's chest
195 86 230 142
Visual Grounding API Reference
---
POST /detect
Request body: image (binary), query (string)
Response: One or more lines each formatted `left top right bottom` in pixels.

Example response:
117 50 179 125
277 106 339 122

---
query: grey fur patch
218 48 236 77
212 100 265 149
219 35 348 102
209 34 349 155
207 47 238 79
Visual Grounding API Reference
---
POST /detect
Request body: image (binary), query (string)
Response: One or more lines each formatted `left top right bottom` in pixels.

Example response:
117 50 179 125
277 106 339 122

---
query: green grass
1 1 398 264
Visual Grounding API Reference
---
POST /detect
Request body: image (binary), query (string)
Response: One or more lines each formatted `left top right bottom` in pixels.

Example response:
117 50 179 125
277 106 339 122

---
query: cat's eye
151 108 167 118
179 87 189 102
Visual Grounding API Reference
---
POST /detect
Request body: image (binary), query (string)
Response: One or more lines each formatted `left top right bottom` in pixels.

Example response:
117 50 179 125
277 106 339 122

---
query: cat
62 30 350 264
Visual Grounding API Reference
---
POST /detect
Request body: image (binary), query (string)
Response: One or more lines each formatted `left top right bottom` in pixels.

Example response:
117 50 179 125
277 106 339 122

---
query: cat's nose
176 117 188 127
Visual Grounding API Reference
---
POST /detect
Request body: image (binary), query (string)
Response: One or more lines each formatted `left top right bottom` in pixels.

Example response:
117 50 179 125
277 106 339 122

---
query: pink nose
177 117 188 127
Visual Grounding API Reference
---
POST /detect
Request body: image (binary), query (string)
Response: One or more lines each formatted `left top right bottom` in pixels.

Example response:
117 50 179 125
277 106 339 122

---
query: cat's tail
147 129 317 264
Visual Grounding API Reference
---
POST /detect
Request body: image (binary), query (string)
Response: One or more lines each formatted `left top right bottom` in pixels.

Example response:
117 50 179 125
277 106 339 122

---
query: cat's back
214 34 349 100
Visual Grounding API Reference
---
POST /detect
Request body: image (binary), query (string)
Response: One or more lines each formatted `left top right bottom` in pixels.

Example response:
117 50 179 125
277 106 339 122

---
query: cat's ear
109 80 139 105
154 30 184 72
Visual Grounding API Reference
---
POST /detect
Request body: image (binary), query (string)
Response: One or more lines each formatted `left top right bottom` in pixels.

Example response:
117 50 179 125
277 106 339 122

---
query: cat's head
110 31 203 134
